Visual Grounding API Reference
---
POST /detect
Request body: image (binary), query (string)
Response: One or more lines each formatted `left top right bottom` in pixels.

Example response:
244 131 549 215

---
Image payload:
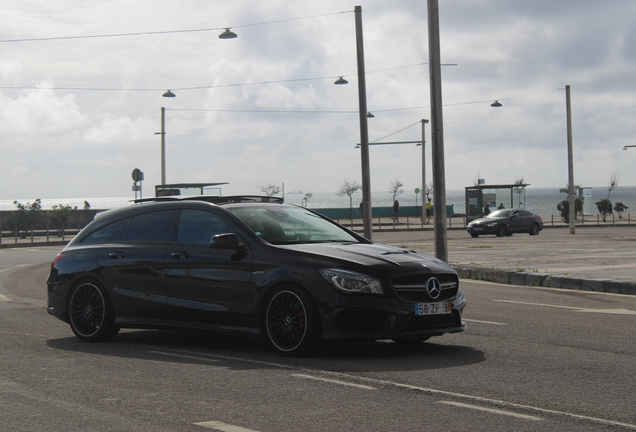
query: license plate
414 302 451 316
474 227 483 231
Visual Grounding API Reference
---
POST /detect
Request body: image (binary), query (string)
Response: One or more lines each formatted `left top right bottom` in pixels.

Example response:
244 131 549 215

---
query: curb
453 265 636 296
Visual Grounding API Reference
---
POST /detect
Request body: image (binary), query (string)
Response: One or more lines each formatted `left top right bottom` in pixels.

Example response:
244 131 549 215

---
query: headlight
486 222 498 227
319 269 384 294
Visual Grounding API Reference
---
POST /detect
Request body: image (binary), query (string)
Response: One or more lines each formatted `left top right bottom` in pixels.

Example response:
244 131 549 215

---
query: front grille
391 273 459 302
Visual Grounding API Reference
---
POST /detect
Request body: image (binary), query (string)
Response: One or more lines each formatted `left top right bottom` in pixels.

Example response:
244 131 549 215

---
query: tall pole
160 107 166 186
566 85 575 234
355 5 372 240
421 119 429 221
427 0 448 262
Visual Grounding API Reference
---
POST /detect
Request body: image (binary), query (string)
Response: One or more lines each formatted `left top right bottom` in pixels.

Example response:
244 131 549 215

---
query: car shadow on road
46 329 485 373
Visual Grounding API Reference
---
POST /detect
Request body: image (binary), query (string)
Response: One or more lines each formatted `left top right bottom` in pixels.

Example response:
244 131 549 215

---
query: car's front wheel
264 285 320 356
470 233 479 238
68 279 119 342
496 224 507 237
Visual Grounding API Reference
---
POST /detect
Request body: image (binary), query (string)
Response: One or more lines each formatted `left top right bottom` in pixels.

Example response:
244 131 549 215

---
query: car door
507 210 525 233
97 210 174 320
519 211 534 232
165 209 253 327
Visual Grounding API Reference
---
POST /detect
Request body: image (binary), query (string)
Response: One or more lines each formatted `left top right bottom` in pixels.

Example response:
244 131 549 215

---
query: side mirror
210 233 243 250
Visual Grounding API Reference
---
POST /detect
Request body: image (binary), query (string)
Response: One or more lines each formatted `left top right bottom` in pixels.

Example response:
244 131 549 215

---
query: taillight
51 253 64 269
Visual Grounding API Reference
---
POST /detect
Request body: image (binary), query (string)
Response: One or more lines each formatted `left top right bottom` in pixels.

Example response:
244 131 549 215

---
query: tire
530 223 541 236
496 224 506 237
264 285 320 356
470 233 479 238
68 279 119 342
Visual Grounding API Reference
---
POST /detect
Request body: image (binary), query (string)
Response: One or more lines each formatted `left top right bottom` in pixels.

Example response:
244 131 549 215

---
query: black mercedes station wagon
47 196 466 356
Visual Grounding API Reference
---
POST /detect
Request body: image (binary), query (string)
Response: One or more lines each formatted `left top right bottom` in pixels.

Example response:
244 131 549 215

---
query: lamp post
427 0 448 262
421 119 429 222
354 5 373 240
155 108 167 186
565 85 575 235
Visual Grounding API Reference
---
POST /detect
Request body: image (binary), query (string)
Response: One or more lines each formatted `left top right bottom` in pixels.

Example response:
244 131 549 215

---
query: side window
520 211 532 218
82 221 120 244
177 210 234 244
126 210 173 242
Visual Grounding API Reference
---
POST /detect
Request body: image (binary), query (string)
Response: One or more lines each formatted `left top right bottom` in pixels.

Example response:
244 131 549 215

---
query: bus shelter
465 183 529 223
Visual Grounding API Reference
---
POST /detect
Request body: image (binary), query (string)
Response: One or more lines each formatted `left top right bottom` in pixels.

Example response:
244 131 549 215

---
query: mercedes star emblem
426 277 442 299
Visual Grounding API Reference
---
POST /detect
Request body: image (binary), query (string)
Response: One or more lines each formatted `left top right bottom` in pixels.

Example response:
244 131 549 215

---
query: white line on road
148 351 221 363
437 401 544 421
292 373 376 390
151 348 636 430
494 300 636 315
463 318 507 325
194 420 260 432
0 293 11 302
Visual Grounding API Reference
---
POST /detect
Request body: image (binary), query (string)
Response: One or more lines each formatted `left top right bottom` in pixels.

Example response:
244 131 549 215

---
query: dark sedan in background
467 208 543 237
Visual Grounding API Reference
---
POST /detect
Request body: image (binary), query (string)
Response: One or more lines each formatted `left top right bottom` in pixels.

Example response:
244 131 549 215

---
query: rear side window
82 222 119 244
126 210 173 242
177 210 234 244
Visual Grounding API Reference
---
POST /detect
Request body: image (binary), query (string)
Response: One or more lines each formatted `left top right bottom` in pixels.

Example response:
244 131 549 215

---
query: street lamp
335 6 372 239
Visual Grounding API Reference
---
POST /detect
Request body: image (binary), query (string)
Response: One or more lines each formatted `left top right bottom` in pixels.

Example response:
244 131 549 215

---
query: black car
466 208 543 238
47 196 466 356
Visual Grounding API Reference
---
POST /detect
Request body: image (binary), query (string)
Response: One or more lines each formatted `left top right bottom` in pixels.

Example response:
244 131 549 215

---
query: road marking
437 401 543 421
463 318 507 326
0 293 11 302
151 348 636 430
292 373 376 390
0 264 28 274
148 351 221 363
194 420 260 432
494 300 636 315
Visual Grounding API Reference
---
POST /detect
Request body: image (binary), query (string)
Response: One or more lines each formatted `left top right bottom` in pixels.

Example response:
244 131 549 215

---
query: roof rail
132 195 285 204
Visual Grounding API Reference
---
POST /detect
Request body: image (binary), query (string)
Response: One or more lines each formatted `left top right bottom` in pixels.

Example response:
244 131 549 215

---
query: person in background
498 203 505 209
393 199 400 223
425 198 432 224
484 204 490 215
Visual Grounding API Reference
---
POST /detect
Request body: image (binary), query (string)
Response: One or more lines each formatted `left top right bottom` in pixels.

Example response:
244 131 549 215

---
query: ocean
2 186 635 217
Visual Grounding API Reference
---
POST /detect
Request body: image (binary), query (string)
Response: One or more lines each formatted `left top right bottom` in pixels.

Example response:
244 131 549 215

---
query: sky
2 0 636 203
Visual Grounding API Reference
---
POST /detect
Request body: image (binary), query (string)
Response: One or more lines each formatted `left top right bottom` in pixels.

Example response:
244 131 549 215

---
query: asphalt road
1 246 635 431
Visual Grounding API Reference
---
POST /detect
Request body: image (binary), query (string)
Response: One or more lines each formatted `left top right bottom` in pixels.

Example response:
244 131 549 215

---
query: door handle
108 251 125 259
171 251 189 259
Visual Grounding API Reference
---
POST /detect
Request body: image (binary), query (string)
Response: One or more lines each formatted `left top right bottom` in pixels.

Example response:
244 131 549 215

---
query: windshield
485 209 512 219
227 205 360 245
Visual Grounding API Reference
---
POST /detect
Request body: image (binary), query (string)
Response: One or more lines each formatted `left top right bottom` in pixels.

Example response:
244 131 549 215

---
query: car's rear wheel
264 285 320 356
496 224 507 237
530 223 541 236
68 279 119 342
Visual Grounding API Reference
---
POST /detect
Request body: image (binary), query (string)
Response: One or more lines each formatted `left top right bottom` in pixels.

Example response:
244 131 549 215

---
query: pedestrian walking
393 200 400 223
425 198 432 223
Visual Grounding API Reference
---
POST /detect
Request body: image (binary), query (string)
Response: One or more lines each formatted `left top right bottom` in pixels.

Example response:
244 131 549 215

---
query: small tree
607 172 620 199
557 198 583 224
595 198 613 222
49 204 76 237
302 193 313 208
4 199 43 238
390 179 404 202
260 184 281 197
614 202 629 219
337 180 361 220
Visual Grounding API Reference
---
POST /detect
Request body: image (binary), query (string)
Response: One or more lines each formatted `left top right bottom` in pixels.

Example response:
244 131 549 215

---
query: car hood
278 242 455 273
